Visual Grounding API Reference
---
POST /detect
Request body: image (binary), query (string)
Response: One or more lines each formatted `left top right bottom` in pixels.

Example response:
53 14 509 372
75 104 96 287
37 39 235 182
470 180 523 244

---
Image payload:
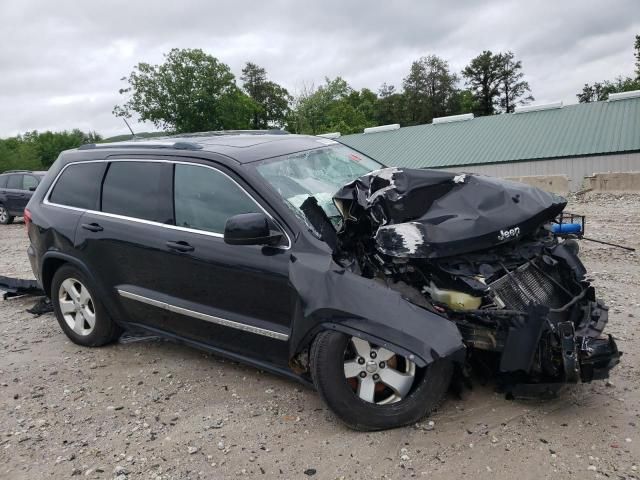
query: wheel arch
291 319 465 371
307 323 431 367
41 253 118 319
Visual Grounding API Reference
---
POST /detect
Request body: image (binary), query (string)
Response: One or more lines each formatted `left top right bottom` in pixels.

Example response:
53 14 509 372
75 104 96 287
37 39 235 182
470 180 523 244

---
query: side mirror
224 212 284 246
29 186 37 192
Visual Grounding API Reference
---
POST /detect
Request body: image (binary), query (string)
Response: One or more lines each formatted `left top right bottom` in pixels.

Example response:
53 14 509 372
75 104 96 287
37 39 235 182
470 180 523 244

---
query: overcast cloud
1 0 638 137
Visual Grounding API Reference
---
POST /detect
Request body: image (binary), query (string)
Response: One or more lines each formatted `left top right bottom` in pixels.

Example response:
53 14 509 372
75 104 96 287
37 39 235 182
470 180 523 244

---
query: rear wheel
311 331 453 431
0 205 14 225
51 265 121 346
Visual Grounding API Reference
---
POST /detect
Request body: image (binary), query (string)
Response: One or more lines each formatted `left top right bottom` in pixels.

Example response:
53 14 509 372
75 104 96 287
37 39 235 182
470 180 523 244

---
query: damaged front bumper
464 289 621 392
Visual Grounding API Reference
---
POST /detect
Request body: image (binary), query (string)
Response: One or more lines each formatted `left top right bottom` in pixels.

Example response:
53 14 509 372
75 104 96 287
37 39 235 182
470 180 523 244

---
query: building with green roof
339 93 640 192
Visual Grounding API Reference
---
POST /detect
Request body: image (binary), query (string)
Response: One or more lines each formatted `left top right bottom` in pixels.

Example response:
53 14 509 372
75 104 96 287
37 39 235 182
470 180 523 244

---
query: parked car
25 133 619 430
0 170 46 224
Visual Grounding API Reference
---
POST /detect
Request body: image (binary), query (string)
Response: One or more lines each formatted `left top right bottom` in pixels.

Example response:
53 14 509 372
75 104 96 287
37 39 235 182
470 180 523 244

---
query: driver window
23 175 39 190
174 164 261 234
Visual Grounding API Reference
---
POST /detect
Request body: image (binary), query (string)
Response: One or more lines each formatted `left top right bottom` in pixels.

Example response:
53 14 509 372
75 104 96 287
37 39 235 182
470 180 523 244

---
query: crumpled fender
287 251 465 367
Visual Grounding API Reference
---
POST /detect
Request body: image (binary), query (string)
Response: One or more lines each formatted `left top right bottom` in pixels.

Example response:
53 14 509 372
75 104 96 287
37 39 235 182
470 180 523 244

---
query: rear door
5 174 25 215
74 160 176 331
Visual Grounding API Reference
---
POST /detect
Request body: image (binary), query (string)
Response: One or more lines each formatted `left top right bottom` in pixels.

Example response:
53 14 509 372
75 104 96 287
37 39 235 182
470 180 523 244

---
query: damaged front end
331 167 620 392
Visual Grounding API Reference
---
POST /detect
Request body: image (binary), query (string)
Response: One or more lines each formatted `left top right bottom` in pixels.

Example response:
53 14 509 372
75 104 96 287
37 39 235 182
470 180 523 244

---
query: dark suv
0 170 46 224
26 133 618 431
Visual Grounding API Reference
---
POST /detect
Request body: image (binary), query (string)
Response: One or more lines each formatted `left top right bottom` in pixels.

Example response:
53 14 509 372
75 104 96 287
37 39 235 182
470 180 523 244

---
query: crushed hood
333 167 567 259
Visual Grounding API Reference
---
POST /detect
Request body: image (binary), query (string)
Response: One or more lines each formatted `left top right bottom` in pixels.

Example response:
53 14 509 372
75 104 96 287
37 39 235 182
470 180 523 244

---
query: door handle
166 240 194 253
81 223 103 232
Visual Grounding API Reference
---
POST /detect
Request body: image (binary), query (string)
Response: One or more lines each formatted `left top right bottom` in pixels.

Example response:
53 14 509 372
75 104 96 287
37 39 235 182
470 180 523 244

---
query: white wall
436 152 640 191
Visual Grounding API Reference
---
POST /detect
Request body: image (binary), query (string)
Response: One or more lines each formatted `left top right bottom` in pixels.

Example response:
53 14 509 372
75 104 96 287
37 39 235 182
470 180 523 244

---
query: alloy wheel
58 278 96 336
343 337 416 404
0 206 7 223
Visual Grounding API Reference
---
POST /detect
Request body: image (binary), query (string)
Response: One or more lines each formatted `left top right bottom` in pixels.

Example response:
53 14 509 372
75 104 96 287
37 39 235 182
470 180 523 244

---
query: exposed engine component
423 282 482 311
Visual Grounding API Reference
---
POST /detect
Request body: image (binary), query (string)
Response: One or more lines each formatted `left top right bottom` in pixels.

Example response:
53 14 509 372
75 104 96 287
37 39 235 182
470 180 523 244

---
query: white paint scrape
367 167 400 181
366 167 401 204
453 174 466 183
379 222 425 254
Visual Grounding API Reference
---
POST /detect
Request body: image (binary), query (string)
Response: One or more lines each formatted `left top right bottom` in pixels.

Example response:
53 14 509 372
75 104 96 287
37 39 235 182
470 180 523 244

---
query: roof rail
78 141 204 151
3 169 31 173
175 129 289 137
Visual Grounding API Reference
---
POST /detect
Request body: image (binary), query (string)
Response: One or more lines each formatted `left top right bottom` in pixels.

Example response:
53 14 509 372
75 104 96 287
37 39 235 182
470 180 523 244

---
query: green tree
577 76 640 103
577 82 607 103
497 51 534 113
462 50 503 116
289 77 376 135
447 89 476 115
577 35 640 102
374 83 408 125
34 130 101 167
403 55 459 124
241 62 291 129
0 129 100 172
114 48 254 133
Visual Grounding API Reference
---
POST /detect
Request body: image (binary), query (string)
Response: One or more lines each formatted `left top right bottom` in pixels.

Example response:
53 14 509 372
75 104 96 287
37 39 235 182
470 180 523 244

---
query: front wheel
310 331 453 431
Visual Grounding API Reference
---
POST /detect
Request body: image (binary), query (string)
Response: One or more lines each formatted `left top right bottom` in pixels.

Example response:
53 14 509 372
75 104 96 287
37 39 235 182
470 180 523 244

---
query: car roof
73 131 340 164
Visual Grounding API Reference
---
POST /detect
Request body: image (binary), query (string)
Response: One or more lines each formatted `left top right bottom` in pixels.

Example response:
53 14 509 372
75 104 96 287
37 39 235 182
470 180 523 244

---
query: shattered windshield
255 144 383 223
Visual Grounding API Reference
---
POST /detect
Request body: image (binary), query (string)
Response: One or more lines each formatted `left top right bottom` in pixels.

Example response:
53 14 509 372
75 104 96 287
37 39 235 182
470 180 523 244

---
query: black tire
310 330 453 431
51 265 122 347
0 204 14 225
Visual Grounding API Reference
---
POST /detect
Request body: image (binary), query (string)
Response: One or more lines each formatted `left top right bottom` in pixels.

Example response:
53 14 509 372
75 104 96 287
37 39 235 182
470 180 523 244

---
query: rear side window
7 175 22 189
174 164 261 234
23 175 39 191
0 175 7 188
102 162 173 223
49 163 107 210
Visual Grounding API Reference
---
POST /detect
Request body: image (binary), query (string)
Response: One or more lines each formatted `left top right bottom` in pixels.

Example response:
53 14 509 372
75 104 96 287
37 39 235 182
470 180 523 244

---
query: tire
311 330 453 431
0 204 14 225
51 265 122 347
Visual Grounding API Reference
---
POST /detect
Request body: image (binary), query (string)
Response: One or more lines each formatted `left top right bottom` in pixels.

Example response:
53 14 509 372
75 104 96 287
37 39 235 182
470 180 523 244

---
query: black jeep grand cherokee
26 132 619 430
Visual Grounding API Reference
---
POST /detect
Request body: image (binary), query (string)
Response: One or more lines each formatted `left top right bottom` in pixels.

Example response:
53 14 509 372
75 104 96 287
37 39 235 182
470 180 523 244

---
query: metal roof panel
340 97 640 168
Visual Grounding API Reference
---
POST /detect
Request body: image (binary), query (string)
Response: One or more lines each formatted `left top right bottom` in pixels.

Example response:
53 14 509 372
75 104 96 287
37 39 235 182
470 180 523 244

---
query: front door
154 162 294 366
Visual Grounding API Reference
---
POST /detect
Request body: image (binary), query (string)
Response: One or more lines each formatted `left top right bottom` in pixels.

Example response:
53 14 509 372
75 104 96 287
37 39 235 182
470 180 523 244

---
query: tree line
0 130 101 173
113 48 535 136
1 35 637 173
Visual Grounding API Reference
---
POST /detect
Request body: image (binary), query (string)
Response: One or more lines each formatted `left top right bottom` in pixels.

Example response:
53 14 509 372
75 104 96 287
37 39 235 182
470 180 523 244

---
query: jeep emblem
498 226 521 241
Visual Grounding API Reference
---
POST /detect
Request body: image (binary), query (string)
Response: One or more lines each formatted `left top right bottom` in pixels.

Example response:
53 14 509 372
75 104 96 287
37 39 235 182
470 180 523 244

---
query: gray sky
1 0 638 138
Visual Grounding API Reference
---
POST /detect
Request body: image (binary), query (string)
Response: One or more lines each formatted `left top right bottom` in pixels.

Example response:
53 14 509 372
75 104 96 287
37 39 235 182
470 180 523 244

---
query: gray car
0 170 46 224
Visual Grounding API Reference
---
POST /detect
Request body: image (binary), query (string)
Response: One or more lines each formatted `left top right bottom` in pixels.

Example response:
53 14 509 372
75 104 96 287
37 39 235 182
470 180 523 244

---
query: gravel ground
0 195 639 480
